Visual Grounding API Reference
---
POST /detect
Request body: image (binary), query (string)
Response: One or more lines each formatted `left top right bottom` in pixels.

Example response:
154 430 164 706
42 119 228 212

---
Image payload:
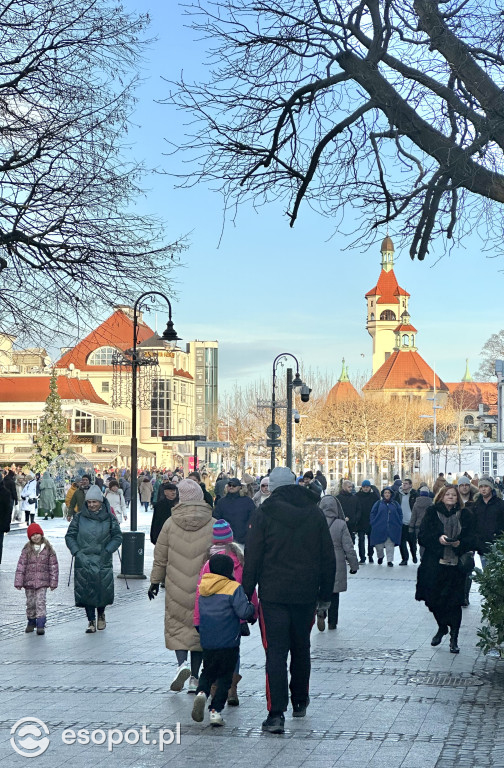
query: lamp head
292 372 303 389
162 318 181 343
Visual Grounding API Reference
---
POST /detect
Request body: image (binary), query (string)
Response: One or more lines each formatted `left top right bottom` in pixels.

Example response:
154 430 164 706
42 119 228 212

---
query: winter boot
25 619 36 633
97 612 106 630
227 674 242 706
86 621 97 634
431 625 448 646
450 629 460 654
36 617 46 635
463 575 472 607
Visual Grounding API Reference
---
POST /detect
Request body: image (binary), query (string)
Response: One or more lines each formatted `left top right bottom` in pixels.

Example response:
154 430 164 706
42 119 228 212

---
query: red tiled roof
326 380 360 406
446 381 498 414
174 368 194 380
365 269 410 304
363 350 449 392
56 309 153 371
393 323 417 333
0 377 107 404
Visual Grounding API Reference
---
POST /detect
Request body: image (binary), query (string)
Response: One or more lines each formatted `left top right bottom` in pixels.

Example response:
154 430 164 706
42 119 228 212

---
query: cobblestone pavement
1 514 503 768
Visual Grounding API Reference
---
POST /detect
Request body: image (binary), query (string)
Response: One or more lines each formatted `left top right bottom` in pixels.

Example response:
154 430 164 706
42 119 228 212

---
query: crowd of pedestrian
5 461 504 735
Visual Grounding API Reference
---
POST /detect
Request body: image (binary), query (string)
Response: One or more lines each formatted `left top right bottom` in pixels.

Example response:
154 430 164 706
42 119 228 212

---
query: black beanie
209 554 234 580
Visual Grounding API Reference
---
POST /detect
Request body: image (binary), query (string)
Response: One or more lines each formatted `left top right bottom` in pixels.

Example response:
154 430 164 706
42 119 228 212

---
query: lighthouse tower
365 237 410 374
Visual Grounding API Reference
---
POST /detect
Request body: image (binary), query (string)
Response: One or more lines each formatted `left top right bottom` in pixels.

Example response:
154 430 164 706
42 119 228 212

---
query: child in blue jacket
192 554 254 726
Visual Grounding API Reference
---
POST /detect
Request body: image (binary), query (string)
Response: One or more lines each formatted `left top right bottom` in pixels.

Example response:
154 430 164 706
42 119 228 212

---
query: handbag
458 552 475 574
240 623 251 637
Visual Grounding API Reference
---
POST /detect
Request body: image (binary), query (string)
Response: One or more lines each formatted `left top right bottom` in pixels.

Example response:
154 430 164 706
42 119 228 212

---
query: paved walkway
1 515 503 768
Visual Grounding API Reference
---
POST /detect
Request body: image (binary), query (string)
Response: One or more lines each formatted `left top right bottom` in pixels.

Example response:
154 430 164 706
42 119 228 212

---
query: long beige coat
150 500 213 651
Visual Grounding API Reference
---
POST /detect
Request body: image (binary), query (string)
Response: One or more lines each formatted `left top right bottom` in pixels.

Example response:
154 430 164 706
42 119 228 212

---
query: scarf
437 507 462 566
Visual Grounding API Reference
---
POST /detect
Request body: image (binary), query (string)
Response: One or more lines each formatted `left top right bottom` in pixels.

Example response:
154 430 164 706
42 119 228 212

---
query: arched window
380 310 396 321
87 346 118 366
402 334 410 346
370 313 375 321
464 415 474 426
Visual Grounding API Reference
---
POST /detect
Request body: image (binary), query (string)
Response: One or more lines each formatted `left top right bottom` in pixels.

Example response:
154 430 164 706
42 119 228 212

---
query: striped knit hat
212 519 233 544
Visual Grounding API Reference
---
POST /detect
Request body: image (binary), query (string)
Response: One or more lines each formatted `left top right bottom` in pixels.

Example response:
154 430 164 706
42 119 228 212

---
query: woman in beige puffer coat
150 478 213 693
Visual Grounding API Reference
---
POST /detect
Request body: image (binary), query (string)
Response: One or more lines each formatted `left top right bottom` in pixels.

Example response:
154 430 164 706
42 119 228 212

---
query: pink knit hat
177 478 204 503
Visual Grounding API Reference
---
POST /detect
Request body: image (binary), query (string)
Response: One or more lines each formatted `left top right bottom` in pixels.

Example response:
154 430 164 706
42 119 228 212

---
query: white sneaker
209 709 225 727
187 675 199 693
191 692 207 722
170 663 191 691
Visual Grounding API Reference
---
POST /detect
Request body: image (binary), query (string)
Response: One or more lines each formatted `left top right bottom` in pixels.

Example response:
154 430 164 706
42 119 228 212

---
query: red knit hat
27 523 44 539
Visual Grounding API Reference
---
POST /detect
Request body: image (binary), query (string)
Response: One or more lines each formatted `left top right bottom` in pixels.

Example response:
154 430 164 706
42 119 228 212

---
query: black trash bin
118 531 147 579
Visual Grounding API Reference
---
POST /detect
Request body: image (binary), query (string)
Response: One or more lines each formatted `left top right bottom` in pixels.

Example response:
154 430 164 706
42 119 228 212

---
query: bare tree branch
164 0 504 260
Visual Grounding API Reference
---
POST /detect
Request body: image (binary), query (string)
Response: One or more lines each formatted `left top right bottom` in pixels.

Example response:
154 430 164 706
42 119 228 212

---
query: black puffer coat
415 503 475 611
65 499 122 608
150 495 179 545
336 490 360 533
242 484 336 605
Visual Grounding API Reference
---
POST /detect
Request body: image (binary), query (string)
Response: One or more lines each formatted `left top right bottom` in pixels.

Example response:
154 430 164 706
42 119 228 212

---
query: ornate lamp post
115 291 180 578
269 353 306 470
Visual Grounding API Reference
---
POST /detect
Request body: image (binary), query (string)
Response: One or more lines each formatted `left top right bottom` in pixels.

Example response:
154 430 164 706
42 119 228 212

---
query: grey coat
409 496 431 532
319 496 359 593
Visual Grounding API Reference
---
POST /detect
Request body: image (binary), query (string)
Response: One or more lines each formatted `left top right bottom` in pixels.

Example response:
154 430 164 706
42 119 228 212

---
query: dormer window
87 346 118 366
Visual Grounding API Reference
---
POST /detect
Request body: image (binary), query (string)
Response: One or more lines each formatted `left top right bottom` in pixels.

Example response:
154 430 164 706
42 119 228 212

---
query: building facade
0 306 218 468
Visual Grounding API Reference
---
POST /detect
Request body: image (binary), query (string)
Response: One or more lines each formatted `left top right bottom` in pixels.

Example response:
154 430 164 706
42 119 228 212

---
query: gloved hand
247 617 257 625
350 570 358 574
148 583 160 600
317 600 331 612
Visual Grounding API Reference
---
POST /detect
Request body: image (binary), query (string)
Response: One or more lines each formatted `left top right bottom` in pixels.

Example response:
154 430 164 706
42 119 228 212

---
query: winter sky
119 0 504 392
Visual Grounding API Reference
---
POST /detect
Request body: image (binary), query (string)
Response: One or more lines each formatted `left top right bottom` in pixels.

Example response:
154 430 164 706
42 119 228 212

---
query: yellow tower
365 237 410 374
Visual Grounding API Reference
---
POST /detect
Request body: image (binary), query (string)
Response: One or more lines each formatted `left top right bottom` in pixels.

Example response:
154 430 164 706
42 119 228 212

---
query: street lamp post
270 353 305 470
420 370 442 482
120 291 180 579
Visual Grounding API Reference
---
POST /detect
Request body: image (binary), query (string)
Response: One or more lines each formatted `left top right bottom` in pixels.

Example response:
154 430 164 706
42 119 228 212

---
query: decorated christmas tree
30 369 69 473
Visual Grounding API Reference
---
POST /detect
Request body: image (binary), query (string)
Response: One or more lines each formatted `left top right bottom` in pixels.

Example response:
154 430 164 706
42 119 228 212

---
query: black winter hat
209 554 234 580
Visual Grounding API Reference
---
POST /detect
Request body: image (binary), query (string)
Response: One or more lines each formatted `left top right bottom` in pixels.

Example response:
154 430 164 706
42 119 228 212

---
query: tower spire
380 235 394 273
462 358 472 382
339 358 349 382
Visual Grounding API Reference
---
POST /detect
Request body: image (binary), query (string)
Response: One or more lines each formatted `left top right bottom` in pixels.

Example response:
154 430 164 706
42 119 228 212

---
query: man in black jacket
242 467 335 734
337 480 360 543
395 478 419 565
472 476 504 567
356 480 379 563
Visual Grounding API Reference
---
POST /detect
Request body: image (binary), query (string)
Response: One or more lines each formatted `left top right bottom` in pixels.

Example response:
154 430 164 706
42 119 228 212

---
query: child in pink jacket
194 519 258 704
14 522 59 635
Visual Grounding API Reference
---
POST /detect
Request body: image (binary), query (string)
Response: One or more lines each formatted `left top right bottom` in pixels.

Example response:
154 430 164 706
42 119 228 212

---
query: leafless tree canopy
0 0 183 343
475 330 504 380
167 0 504 260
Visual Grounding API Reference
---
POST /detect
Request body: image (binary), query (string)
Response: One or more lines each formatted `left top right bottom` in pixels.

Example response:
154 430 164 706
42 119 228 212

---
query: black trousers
358 532 374 561
259 601 315 715
197 647 239 712
399 525 417 562
85 606 105 621
328 593 340 626
432 605 462 634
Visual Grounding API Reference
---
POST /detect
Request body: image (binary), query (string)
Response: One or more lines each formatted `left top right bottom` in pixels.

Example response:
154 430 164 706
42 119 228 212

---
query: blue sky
118 0 504 392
